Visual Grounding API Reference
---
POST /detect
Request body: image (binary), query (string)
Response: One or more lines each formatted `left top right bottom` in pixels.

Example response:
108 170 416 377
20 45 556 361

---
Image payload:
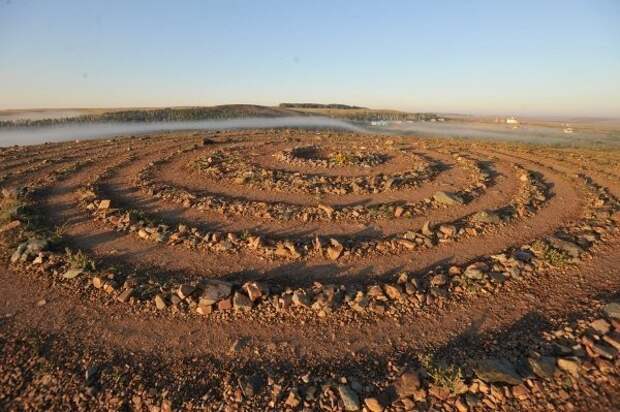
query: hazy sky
1 0 619 116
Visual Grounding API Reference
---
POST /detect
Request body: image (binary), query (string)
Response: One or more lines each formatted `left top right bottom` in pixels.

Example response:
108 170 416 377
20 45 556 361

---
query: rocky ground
0 129 618 411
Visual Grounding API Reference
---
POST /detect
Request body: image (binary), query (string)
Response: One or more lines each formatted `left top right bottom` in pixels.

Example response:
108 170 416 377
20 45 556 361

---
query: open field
1 129 619 411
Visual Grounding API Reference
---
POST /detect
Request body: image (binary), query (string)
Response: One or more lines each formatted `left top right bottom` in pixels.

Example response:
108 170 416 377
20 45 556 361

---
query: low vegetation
419 354 465 394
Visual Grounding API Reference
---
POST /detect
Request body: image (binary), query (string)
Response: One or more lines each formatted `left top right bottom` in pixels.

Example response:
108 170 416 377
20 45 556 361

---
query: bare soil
0 129 619 411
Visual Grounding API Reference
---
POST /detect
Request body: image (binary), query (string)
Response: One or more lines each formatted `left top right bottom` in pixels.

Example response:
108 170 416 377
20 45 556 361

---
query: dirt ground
0 129 619 411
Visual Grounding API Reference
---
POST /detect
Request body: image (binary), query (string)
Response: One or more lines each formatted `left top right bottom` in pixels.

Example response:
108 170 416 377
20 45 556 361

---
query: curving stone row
79 153 551 263
191 148 441 195
137 147 493 223
7 169 617 323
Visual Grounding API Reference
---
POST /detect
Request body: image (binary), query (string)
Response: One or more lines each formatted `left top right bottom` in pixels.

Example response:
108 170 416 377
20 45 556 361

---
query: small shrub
531 240 571 267
66 249 96 271
329 152 352 166
0 197 25 224
420 354 464 394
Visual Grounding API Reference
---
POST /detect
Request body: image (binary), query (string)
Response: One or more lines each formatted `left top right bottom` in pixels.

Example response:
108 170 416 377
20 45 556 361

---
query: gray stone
546 236 584 257
472 210 501 224
63 268 83 279
177 284 195 299
603 302 620 320
394 370 420 398
433 191 463 206
338 385 361 411
592 343 617 360
527 356 556 379
233 292 253 311
26 238 48 254
117 287 134 303
464 262 489 280
199 280 232 305
475 358 523 385
292 290 311 307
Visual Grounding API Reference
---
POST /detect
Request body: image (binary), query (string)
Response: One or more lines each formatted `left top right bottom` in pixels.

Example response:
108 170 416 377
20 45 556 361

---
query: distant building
506 117 519 124
370 120 387 126
563 127 574 134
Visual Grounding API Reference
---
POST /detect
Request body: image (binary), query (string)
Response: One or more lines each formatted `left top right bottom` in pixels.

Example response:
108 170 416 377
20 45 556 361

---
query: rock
0 220 21 233
430 274 448 287
92 276 104 289
394 206 405 218
474 358 522 385
592 342 617 360
217 297 233 311
394 370 420 398
514 250 533 262
36 299 46 307
527 356 556 379
546 236 584 257
429 385 450 401
10 243 26 263
233 292 253 311
285 390 301 408
318 203 335 217
471 210 501 224
455 397 468 412
383 284 402 300
26 238 48 254
327 239 344 260
604 334 620 351
590 318 611 334
439 224 456 237
98 199 112 210
199 280 232 305
63 268 83 279
196 304 212 315
338 385 361 411
292 290 311 307
149 293 166 310
118 287 134 303
177 284 195 300
512 385 529 401
397 239 416 250
238 373 264 397
433 191 463 206
364 397 384 412
421 221 433 236
243 281 267 302
557 358 580 377
603 302 620 319
464 262 488 280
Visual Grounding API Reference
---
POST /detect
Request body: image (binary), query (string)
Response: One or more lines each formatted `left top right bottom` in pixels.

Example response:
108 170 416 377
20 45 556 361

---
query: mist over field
381 121 619 146
0 116 367 147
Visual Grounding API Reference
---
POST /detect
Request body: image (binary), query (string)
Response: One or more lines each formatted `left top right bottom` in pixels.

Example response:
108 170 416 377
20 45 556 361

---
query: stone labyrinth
1 129 619 411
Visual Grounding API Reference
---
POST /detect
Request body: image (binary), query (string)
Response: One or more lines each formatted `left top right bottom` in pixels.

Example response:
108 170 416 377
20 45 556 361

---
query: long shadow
4 299 616 410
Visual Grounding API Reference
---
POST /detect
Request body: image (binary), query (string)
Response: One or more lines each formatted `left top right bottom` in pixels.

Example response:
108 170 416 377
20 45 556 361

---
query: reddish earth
0 129 619 411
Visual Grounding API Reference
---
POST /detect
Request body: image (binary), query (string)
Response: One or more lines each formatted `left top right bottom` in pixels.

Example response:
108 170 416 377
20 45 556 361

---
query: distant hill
284 107 440 122
279 103 367 110
0 105 302 128
0 104 440 128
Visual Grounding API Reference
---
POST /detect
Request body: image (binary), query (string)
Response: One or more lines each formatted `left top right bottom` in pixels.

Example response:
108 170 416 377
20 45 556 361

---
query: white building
506 117 519 124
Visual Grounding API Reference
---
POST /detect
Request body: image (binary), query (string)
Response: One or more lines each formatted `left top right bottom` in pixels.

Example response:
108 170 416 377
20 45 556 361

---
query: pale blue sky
1 0 619 116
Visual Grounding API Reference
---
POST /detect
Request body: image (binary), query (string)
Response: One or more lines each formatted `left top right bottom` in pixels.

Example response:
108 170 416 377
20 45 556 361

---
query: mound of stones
275 145 388 168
